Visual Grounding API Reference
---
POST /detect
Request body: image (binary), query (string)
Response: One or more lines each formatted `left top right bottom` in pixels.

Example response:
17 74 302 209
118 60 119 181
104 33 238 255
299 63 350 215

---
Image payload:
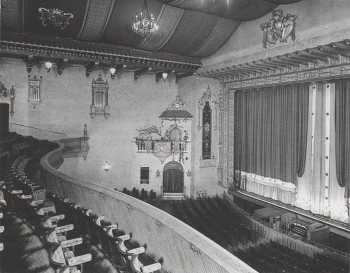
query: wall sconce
44 61 53 72
186 170 192 177
156 71 169 82
102 160 112 172
109 67 116 79
162 72 168 80
156 170 160 177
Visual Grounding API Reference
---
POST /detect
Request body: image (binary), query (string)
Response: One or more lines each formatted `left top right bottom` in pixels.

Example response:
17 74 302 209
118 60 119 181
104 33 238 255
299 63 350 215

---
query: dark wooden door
163 161 184 193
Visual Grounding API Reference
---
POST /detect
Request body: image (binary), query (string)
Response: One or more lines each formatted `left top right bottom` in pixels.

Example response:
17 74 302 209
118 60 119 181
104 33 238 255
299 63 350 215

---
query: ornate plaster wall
178 76 225 197
0 57 180 193
202 0 350 70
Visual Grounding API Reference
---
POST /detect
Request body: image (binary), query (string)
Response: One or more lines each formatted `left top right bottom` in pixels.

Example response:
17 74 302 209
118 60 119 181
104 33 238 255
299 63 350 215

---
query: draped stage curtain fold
234 83 309 184
334 79 350 195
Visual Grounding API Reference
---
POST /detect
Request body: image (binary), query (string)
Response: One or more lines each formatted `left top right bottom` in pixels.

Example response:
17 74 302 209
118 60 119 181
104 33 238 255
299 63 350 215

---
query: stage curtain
234 83 309 184
335 79 350 194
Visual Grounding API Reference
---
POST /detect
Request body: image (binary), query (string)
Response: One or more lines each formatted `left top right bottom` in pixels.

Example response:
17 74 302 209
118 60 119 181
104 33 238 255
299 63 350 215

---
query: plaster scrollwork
38 8 74 30
198 86 219 130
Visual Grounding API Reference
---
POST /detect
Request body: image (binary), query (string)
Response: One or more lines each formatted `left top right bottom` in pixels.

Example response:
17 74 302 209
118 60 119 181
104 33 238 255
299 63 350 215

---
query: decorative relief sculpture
261 9 297 48
135 96 192 164
28 75 42 108
38 7 74 30
90 74 110 119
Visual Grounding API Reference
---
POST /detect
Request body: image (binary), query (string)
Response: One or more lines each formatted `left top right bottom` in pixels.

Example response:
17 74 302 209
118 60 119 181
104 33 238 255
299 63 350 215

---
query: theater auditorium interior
0 0 350 273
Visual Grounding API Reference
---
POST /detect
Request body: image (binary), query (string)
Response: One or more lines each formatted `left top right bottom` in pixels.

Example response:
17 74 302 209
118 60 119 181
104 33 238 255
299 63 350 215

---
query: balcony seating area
122 188 349 273
0 135 163 273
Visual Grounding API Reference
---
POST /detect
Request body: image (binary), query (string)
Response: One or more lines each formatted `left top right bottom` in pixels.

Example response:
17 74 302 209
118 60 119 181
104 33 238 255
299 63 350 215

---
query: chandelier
131 0 159 36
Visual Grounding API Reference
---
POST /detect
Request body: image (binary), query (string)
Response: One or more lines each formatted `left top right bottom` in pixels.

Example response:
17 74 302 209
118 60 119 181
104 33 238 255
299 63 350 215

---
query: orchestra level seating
123 188 349 273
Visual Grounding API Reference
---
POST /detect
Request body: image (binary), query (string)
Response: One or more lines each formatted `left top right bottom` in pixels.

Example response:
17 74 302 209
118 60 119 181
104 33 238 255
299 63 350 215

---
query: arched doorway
163 161 184 194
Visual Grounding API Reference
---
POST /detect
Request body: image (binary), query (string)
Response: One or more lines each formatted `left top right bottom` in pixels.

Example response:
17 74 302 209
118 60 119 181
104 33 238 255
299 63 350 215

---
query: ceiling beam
267 57 297 68
0 34 201 75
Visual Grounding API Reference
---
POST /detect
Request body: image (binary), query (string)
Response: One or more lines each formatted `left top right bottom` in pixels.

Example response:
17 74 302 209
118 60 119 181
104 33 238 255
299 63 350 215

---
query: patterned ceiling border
0 33 201 73
200 39 350 89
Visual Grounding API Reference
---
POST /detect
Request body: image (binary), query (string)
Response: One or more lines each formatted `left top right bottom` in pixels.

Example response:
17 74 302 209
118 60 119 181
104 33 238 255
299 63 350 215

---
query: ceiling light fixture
131 0 159 36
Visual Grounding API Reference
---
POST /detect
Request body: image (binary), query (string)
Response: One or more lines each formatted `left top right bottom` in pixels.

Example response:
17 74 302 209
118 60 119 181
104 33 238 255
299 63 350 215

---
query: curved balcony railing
40 141 257 273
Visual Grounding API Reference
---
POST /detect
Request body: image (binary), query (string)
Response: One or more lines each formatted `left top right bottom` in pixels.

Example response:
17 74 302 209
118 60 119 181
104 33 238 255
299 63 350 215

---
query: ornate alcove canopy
159 95 192 120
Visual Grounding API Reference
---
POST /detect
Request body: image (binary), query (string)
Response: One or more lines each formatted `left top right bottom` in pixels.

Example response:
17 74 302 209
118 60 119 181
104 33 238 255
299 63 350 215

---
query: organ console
290 221 308 238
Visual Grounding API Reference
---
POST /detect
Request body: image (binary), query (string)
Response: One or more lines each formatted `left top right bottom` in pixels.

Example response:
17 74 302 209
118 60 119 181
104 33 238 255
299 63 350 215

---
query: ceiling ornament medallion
260 9 297 48
131 0 159 36
38 7 74 30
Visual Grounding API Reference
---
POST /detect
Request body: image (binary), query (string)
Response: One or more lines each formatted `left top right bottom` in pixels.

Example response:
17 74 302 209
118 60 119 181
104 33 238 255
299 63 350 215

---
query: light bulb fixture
156 71 170 82
110 67 116 79
44 61 53 72
162 72 168 80
102 160 112 172
131 0 159 36
110 67 116 75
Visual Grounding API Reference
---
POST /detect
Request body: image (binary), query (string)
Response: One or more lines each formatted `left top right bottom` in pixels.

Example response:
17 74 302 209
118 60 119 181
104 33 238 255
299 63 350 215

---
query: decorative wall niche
90 74 110 118
28 75 42 108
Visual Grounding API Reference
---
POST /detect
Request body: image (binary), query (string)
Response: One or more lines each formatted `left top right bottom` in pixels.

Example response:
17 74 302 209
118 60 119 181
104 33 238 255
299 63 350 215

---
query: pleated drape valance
335 79 350 194
234 84 309 184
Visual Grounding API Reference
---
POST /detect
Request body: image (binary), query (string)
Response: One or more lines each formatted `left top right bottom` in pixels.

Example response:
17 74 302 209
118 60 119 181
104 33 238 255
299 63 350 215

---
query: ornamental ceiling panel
77 0 116 40
161 10 219 55
23 0 88 37
2 0 22 32
192 18 240 57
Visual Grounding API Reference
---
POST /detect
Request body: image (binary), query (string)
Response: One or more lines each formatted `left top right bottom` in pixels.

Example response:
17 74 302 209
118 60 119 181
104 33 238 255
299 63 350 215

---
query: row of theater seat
1 135 163 273
177 198 349 273
3 154 93 273
123 188 348 273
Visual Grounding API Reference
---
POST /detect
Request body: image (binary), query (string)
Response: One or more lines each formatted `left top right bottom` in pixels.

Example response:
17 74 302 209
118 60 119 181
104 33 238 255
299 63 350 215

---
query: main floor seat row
122 188 349 273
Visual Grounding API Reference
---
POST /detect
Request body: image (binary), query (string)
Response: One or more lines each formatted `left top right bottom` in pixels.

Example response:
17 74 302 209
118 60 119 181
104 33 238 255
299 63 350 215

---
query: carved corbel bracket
24 56 40 75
